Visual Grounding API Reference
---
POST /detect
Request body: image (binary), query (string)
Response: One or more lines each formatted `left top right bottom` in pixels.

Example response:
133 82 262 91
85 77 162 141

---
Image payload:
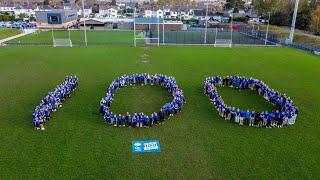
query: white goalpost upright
204 0 209 44
287 0 300 44
134 8 136 47
82 0 88 46
52 28 73 47
133 15 161 47
214 12 232 48
162 6 165 45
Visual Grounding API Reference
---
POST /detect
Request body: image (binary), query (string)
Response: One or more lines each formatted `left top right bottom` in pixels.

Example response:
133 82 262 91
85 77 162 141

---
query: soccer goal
214 39 232 47
133 8 161 47
52 29 73 47
213 27 232 47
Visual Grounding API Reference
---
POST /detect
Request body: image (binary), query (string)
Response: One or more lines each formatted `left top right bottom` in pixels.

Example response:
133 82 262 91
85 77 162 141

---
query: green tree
296 0 320 30
252 0 290 16
30 14 36 21
43 0 49 5
309 5 320 35
18 13 26 19
111 0 116 5
126 8 134 13
156 0 192 7
225 0 245 12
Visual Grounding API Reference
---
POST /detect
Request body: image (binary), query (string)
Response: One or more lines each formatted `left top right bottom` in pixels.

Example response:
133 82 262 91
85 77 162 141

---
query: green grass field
0 46 319 179
256 25 320 48
0 28 21 40
7 30 141 45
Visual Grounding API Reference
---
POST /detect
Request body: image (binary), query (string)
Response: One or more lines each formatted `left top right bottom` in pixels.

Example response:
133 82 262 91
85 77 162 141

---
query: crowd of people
204 75 299 128
32 76 78 130
100 74 185 128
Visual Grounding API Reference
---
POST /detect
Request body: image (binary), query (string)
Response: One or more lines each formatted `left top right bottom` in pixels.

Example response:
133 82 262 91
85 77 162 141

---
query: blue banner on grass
132 140 161 153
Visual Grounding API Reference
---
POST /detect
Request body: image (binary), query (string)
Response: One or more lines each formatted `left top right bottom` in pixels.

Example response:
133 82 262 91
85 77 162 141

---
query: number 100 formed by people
32 74 298 131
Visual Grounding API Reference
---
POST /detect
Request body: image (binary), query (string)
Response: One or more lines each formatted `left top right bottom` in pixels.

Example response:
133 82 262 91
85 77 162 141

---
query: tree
309 5 320 35
43 0 49 5
225 0 245 13
253 0 319 29
296 0 312 30
252 0 289 16
0 13 14 21
18 13 26 19
30 14 36 22
111 0 116 5
156 0 192 7
75 0 81 6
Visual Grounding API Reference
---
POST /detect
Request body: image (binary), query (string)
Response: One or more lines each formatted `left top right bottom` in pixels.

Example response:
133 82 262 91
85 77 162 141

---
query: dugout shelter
35 10 78 29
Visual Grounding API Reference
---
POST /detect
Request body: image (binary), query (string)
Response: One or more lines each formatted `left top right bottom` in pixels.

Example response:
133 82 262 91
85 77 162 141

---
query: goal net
214 39 232 47
53 38 73 47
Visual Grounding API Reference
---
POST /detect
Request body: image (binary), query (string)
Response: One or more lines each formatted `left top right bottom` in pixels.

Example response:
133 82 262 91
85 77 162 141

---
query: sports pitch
7 30 140 45
0 45 319 179
7 29 268 46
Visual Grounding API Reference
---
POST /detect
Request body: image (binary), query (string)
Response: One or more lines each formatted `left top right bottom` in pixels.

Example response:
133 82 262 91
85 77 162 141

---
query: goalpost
214 13 233 48
52 28 73 47
133 8 160 47
51 0 87 47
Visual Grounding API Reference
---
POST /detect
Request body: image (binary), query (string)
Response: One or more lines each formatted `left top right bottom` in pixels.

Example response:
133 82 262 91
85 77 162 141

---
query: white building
0 5 37 18
107 8 118 18
243 0 252 5
14 6 37 18
78 8 92 17
170 11 178 18
0 5 15 15
180 11 192 20
144 9 163 18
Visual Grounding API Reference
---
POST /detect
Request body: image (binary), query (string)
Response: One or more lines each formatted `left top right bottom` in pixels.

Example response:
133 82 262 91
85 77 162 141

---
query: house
125 2 136 9
0 5 37 18
144 10 152 18
97 6 108 17
0 5 15 15
169 10 178 19
191 9 207 20
13 5 37 18
144 9 163 18
78 6 92 17
107 8 118 18
63 3 71 10
179 10 192 20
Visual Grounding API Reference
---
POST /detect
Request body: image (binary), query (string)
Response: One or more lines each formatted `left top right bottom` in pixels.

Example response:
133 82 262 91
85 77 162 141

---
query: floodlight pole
134 8 136 47
157 16 160 47
162 6 165 45
230 12 233 46
204 0 209 44
51 28 54 41
51 28 54 47
215 27 218 42
68 27 72 47
82 0 88 47
252 23 254 33
265 12 271 46
288 0 300 44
